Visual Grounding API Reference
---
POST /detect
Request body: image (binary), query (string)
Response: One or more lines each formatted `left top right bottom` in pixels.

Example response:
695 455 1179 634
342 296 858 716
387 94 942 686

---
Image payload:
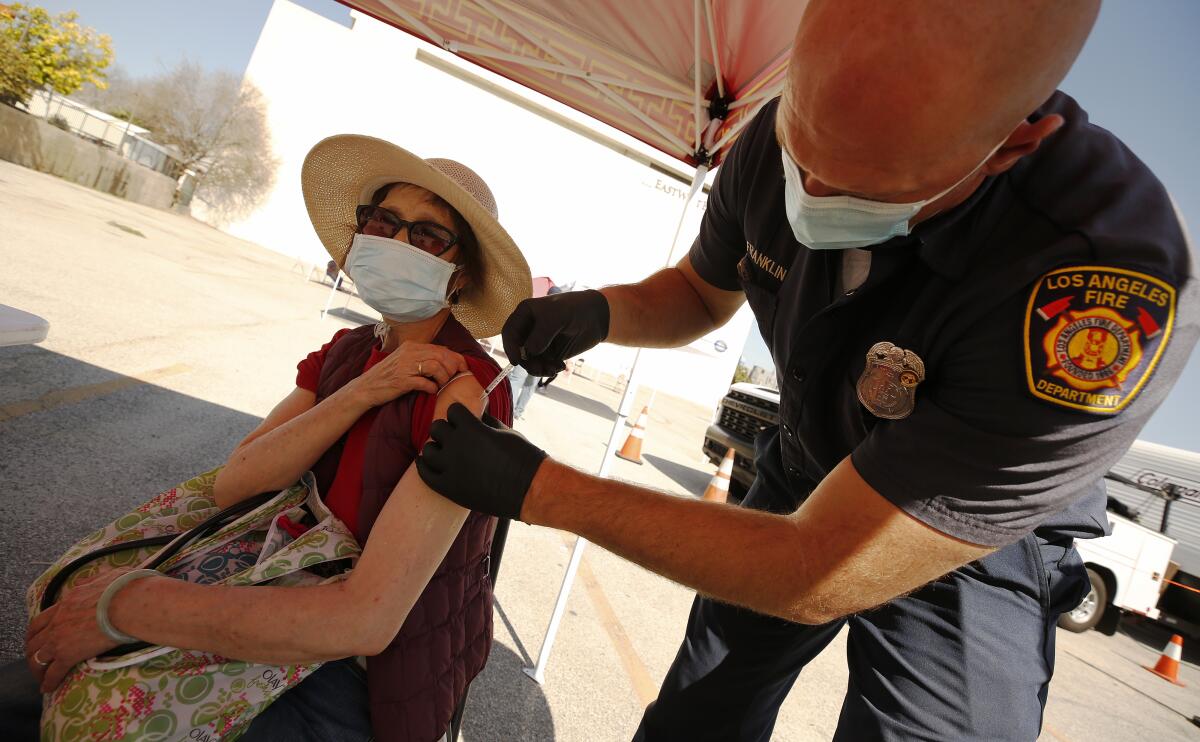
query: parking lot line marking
0 363 191 423
1062 646 1192 719
562 533 660 706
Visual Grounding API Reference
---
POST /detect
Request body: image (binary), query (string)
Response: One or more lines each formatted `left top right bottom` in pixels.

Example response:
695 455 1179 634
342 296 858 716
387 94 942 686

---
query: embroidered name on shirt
745 242 787 282
1023 266 1176 414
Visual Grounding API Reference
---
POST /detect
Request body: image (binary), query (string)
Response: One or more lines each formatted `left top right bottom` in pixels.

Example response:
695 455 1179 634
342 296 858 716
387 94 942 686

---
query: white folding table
0 304 50 347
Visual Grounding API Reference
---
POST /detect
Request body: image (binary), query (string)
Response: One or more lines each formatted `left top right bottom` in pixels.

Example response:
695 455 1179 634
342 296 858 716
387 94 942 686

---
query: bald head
780 0 1100 202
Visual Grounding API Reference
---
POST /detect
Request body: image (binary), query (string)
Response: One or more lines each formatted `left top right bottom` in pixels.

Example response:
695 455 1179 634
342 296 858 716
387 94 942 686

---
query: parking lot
1 159 1198 740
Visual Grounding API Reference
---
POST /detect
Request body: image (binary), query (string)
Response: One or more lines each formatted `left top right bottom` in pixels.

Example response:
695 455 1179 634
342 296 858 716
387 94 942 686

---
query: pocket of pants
1048 542 1090 616
1033 537 1089 616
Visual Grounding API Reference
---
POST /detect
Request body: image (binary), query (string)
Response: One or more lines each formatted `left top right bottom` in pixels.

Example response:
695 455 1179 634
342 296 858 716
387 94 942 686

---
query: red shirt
296 328 507 542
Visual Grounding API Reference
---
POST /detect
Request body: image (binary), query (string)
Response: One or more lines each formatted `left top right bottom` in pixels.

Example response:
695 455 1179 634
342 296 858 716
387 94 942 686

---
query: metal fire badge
856 342 926 420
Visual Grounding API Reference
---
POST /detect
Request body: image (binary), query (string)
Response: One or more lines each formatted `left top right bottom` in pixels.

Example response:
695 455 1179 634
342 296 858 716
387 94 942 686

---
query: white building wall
225 0 754 410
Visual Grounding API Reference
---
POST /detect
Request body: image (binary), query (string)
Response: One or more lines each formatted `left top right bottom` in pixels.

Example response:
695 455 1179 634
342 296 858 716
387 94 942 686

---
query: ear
448 269 471 304
982 114 1064 176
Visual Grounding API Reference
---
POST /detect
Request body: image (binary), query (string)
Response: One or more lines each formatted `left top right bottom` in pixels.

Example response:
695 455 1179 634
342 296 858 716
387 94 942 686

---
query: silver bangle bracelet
96 569 161 644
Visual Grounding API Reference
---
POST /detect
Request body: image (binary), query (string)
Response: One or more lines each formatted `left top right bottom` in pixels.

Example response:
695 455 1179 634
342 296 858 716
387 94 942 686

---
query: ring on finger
33 649 50 667
417 361 424 376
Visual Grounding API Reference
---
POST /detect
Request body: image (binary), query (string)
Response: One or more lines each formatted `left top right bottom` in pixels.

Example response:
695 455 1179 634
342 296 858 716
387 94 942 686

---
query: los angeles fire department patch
1024 266 1176 414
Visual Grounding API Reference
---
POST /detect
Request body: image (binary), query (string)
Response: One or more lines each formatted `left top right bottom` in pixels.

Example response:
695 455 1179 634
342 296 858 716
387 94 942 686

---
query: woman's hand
25 570 131 692
348 341 469 406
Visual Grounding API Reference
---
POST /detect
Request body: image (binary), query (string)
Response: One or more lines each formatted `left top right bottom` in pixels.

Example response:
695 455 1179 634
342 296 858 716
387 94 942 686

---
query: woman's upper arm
234 387 317 451
436 374 486 419
341 376 485 652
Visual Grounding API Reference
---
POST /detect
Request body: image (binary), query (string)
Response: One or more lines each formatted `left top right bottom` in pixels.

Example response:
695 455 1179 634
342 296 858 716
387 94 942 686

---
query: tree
0 4 112 104
73 66 153 128
133 61 278 223
0 26 34 105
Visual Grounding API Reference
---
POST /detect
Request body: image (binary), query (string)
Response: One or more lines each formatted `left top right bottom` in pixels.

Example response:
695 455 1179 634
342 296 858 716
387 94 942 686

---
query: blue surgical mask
780 145 997 250
344 233 461 321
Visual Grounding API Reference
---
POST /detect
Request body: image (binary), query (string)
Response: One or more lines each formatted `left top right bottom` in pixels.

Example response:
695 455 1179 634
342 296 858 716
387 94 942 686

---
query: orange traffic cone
703 448 736 503
1145 634 1187 686
615 406 649 464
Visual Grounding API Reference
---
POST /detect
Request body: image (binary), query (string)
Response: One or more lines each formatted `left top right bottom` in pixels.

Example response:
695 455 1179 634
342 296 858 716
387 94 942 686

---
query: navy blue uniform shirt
691 93 1199 546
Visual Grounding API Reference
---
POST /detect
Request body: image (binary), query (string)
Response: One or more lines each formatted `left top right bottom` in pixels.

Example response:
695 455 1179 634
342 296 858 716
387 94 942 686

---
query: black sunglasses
355 205 459 256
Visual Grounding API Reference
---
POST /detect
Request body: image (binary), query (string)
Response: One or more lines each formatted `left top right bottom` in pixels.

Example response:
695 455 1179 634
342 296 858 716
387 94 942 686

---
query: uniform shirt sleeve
296 327 354 392
688 101 779 291
851 275 1200 547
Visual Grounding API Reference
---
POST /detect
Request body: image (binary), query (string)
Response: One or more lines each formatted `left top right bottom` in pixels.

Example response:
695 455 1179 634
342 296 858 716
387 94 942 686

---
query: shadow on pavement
0 346 262 660
539 383 617 421
461 640 556 741
494 599 534 666
1116 615 1200 664
644 454 710 497
324 306 378 327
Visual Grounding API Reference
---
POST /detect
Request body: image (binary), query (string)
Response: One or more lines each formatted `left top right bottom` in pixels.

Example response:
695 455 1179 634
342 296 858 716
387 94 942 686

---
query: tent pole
693 0 704 154
704 0 725 99
447 43 696 103
710 92 781 154
378 0 447 48
523 164 708 684
470 0 694 157
475 0 695 96
727 81 785 111
321 274 343 318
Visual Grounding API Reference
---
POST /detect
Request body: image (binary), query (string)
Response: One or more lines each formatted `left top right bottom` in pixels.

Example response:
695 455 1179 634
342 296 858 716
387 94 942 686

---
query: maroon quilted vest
312 318 510 742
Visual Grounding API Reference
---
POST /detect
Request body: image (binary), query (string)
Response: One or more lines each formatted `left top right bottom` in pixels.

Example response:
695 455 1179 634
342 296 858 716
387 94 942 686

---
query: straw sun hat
302 134 531 338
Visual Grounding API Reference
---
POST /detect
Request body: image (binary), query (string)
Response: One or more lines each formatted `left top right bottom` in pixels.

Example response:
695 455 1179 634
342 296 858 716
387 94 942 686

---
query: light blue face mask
780 144 998 250
344 233 461 321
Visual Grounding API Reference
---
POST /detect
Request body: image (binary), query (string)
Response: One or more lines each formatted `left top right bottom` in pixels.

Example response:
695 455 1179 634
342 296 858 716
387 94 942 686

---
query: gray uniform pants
635 431 1089 742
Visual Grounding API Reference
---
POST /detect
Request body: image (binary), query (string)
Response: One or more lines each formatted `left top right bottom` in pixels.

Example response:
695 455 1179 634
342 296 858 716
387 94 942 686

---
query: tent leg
522 166 708 683
524 346 644 684
523 534 587 684
321 274 343 317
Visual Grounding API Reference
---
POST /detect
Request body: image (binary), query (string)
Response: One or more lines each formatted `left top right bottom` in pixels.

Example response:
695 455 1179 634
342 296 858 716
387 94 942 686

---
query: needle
480 362 517 402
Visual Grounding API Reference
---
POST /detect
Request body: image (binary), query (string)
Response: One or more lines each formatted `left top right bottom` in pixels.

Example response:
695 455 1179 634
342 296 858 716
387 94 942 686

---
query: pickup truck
703 382 780 502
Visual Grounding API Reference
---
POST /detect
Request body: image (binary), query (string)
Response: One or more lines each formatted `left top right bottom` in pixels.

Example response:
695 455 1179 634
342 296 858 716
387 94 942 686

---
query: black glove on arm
416 403 548 521
502 289 610 376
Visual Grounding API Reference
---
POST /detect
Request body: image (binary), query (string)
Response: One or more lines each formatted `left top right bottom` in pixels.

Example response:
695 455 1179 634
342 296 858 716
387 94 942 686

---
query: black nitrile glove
502 289 610 376
417 403 548 521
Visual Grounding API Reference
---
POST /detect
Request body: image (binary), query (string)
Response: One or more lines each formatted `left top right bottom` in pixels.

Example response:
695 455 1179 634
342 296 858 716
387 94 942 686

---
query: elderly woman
13 136 530 741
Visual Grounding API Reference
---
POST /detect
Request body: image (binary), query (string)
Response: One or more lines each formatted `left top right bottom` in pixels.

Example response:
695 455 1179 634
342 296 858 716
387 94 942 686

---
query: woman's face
362 184 462 266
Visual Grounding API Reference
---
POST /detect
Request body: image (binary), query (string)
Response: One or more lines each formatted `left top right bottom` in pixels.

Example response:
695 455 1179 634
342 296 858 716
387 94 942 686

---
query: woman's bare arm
100 376 487 664
213 384 373 508
28 363 487 689
232 387 318 452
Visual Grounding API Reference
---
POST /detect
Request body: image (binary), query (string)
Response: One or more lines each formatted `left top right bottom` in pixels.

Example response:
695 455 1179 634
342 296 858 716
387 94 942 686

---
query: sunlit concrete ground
1 159 1197 741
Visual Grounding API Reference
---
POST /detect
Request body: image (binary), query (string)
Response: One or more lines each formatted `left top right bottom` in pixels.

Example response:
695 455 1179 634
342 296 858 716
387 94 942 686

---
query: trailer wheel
1058 567 1108 633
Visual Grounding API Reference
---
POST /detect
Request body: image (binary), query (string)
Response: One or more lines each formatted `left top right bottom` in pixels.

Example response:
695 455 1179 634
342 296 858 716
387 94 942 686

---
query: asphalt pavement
1 159 1198 740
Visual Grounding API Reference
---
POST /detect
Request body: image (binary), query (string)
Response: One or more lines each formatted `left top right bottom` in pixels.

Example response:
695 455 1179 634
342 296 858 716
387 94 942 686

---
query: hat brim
302 134 531 338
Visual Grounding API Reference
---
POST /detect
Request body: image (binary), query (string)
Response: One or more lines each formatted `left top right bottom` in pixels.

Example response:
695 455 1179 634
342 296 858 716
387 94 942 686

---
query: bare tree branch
77 60 278 223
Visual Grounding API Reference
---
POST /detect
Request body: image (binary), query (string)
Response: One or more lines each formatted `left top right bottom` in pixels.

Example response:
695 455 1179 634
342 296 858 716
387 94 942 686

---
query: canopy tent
346 0 803 168
336 0 805 683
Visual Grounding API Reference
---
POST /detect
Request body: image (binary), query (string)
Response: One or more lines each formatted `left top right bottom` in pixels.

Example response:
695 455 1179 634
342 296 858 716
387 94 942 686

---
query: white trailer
1059 440 1200 635
1059 511 1176 631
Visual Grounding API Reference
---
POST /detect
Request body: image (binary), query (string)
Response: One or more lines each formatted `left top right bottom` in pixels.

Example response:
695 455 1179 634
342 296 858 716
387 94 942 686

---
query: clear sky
28 0 1200 450
32 0 351 77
